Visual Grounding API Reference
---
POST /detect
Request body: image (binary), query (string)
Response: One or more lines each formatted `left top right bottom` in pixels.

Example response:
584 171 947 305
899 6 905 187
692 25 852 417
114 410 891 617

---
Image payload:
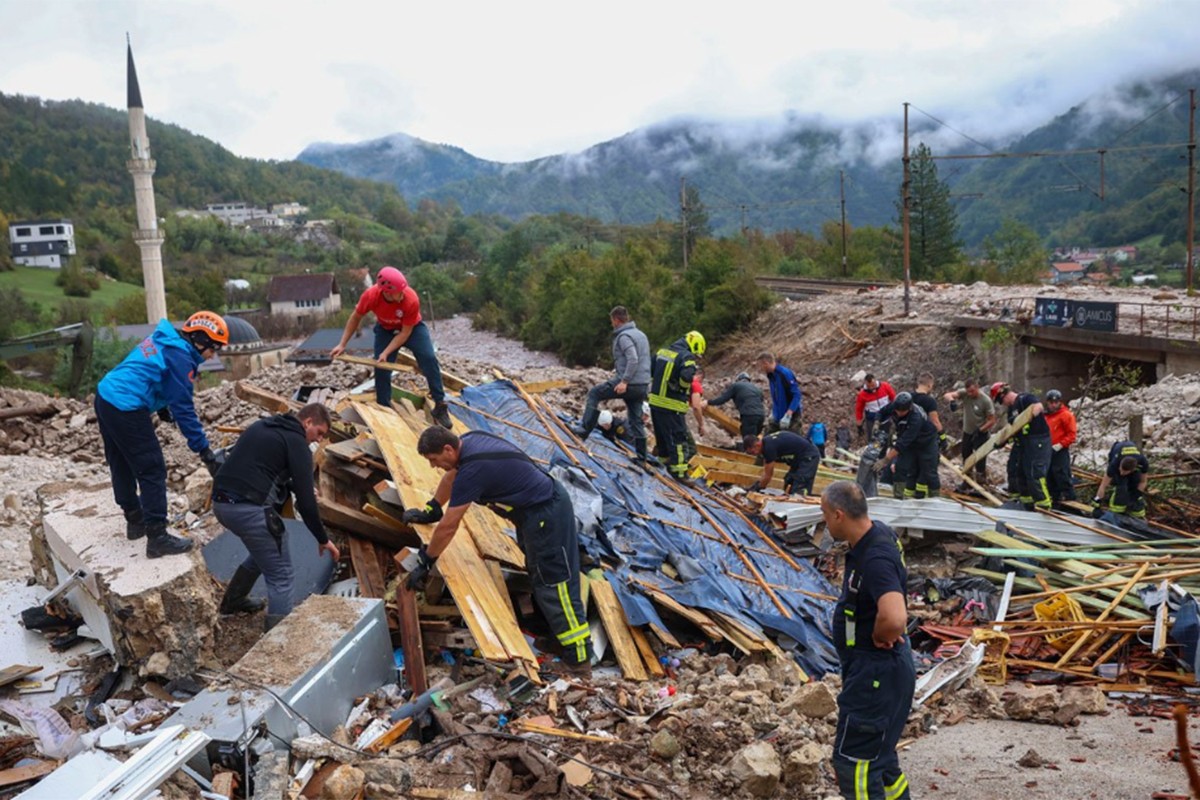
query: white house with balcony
8 219 76 268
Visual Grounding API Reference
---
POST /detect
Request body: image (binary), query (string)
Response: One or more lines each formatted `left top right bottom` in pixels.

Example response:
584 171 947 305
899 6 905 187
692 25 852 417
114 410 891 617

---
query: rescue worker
573 306 651 462
1043 389 1077 505
597 409 634 446
988 381 1022 495
855 373 896 442
212 403 341 630
403 427 593 676
650 331 705 481
95 311 226 558
942 379 996 488
912 372 947 453
330 266 451 429
1094 441 1150 519
872 392 940 500
708 371 766 437
743 430 821 496
822 481 914 800
997 386 1052 511
808 420 828 459
757 351 803 434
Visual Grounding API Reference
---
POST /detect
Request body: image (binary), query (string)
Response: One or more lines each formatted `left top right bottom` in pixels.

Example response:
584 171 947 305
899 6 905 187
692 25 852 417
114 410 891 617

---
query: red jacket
1046 407 1077 448
855 381 896 423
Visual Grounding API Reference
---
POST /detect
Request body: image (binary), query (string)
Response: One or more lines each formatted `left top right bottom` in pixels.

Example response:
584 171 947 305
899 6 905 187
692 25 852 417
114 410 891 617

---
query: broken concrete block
783 741 827 787
1004 687 1060 723
649 729 681 760
182 470 213 513
729 741 781 797
358 758 412 793
780 681 838 719
320 764 365 800
1061 686 1107 715
34 480 218 679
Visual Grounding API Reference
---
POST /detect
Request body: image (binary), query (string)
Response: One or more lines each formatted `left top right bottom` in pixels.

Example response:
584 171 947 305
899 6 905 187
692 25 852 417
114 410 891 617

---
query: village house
267 272 342 323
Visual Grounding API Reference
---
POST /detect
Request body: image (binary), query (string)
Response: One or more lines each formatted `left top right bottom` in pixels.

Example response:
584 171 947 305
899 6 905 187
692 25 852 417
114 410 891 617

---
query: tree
982 218 1047 284
902 143 962 279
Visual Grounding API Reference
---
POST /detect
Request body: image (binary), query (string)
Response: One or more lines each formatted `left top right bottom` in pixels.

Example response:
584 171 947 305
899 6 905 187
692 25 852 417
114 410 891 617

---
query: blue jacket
766 363 803 421
97 319 210 453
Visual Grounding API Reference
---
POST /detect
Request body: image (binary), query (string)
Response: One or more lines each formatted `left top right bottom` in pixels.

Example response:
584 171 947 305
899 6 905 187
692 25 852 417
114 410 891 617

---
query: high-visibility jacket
648 337 697 414
1045 407 1077 448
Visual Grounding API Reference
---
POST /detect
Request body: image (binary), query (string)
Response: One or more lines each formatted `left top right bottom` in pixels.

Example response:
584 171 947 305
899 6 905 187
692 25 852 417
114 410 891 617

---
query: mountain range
299 69 1200 247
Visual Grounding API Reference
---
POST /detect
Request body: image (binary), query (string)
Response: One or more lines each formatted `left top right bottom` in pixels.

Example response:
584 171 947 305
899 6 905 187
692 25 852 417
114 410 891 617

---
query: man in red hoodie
855 374 896 442
1043 389 1077 504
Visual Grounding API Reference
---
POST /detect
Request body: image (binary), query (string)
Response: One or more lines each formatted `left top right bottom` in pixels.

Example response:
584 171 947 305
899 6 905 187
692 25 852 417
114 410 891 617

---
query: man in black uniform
212 403 341 630
404 427 593 676
873 393 940 500
912 372 948 454
596 410 635 446
708 371 766 437
743 430 821 496
1094 440 1150 519
822 481 914 800
997 388 1052 511
649 331 705 481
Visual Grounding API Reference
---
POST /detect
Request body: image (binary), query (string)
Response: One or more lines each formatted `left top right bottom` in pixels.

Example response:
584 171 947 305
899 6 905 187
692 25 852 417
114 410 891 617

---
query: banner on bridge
1034 297 1118 333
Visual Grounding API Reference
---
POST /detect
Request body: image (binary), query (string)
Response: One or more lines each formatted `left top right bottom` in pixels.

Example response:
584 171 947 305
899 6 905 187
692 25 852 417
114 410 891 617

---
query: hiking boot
124 508 147 541
144 523 194 558
431 401 452 429
219 566 266 615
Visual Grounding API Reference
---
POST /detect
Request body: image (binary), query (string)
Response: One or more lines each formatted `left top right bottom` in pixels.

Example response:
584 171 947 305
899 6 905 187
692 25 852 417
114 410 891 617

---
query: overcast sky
1 0 1198 164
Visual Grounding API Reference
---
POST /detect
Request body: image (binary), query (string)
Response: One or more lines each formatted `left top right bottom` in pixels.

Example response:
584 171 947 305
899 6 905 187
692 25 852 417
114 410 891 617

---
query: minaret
126 37 168 323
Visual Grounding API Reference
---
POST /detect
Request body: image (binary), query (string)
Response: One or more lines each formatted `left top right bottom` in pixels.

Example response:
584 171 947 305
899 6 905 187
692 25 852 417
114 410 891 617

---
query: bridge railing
953 296 1200 342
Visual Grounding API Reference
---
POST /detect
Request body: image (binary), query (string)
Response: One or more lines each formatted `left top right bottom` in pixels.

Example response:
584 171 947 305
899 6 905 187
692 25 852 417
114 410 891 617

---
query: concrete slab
34 481 219 679
0 579 91 706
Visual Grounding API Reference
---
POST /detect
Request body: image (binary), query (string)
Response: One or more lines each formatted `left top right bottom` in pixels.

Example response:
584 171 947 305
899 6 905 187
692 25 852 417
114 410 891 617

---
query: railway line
754 275 897 298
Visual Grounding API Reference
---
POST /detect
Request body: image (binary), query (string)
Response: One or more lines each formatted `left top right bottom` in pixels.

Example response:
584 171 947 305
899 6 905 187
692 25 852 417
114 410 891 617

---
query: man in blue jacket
757 351 803 434
95 311 227 558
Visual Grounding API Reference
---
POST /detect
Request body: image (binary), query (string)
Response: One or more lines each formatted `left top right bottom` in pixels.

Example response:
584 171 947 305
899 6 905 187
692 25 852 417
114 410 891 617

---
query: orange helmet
183 311 229 347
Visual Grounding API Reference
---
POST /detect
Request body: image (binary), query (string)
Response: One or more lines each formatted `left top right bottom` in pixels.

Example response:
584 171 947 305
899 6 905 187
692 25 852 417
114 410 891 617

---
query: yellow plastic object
970 629 1012 685
1033 592 1088 652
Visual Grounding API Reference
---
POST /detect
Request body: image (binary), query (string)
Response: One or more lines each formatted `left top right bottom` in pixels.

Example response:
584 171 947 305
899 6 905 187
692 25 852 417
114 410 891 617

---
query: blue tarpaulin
450 381 839 677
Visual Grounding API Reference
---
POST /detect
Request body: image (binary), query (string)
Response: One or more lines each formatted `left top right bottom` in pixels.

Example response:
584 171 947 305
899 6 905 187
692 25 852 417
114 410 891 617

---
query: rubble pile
1071 372 1200 471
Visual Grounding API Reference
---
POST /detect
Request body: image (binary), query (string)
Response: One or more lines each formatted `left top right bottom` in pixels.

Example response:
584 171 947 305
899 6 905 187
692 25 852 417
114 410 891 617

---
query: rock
780 681 838 719
729 741 781 797
182 471 213 513
69 413 87 429
144 651 171 676
319 765 365 800
850 369 867 385
650 729 682 760
358 759 411 792
1017 748 1045 768
3 494 20 511
1004 687 1059 723
782 741 826 787
1061 686 1107 715
1053 702 1082 726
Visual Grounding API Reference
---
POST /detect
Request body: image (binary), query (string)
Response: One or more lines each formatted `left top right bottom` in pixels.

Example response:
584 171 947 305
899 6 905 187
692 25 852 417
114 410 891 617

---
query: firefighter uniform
880 402 940 500
649 337 699 478
1045 405 1078 503
761 431 821 496
450 433 592 665
1105 440 1150 518
1010 393 1052 510
833 520 915 800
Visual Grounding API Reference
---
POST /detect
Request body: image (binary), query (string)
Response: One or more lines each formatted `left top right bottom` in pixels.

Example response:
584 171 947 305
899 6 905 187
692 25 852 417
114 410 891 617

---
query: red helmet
376 266 407 293
989 382 1008 402
182 310 229 347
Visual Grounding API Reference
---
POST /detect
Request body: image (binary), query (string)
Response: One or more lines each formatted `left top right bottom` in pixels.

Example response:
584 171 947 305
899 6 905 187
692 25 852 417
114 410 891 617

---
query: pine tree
902 143 962 279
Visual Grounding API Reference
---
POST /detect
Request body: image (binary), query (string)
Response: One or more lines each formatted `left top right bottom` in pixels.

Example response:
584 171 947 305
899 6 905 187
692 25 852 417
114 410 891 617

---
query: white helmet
598 410 614 428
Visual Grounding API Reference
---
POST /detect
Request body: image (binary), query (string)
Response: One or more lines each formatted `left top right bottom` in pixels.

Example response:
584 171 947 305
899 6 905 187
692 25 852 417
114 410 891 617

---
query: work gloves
1052 443 1063 452
200 447 221 478
856 423 864 436
157 407 174 424
746 480 762 493
405 545 437 592
779 412 793 430
938 432 950 453
403 499 443 525
1091 497 1104 519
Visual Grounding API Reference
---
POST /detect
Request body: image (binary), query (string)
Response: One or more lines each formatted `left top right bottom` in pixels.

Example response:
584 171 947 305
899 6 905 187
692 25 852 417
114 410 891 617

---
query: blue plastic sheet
450 381 839 677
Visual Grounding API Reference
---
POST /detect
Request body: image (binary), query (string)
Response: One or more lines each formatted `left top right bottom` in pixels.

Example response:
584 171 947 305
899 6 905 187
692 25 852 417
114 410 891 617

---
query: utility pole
741 204 748 237
840 169 849 277
680 177 689 271
1187 88 1196 298
902 103 912 315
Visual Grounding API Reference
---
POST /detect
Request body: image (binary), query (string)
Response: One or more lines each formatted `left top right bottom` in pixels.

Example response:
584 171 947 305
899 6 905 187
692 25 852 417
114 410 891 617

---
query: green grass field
0 266 143 310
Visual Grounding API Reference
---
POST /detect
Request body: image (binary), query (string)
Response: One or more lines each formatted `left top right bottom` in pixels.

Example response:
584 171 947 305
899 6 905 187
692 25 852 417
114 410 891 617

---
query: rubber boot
144 522 194 558
431 401 452 430
124 507 147 541
265 614 286 632
219 566 266 615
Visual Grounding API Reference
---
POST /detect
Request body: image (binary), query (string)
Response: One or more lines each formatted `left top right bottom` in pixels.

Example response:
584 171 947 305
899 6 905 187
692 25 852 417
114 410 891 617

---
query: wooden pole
1053 562 1149 668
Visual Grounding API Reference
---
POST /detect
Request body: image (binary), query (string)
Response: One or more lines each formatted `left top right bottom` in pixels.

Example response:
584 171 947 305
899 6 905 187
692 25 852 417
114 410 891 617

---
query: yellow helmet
685 330 706 356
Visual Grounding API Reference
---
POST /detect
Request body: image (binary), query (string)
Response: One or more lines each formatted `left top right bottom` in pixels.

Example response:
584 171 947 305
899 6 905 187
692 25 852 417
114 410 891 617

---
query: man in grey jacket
573 306 651 461
708 371 766 438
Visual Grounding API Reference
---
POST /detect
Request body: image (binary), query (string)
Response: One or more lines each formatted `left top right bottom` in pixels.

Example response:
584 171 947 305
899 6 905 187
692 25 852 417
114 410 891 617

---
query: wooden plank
1055 562 1149 667
336 353 472 391
486 560 519 621
234 380 296 413
0 761 57 788
632 579 726 641
703 405 742 436
961 405 1034 474
349 539 389 599
939 455 1003 506
629 626 665 678
522 379 570 394
396 579 428 694
316 485 412 548
590 575 648 681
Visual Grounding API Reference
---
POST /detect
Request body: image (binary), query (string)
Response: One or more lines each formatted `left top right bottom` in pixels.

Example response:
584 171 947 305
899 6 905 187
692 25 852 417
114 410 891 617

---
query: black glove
200 447 221 478
405 545 437 592
938 432 950 453
856 423 864 435
157 407 174 424
949 400 959 412
746 480 762 492
1090 497 1104 519
402 499 443 525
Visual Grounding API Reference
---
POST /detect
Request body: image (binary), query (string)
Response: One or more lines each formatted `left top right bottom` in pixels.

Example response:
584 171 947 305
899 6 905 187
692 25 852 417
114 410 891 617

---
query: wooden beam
961 405 1034 474
336 353 472 391
522 379 570 394
939 455 1003 506
589 574 648 681
703 405 741 436
234 380 296 414
1053 562 1149 668
349 539 389 599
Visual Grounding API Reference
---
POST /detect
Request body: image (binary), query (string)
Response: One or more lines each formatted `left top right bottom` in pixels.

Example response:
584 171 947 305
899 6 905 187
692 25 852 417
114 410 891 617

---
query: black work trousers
650 407 690 477
95 395 169 526
514 481 592 665
961 429 989 480
784 453 821 496
739 414 765 438
833 642 915 799
1109 474 1147 518
581 379 647 445
1047 447 1076 502
1016 434 1052 510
